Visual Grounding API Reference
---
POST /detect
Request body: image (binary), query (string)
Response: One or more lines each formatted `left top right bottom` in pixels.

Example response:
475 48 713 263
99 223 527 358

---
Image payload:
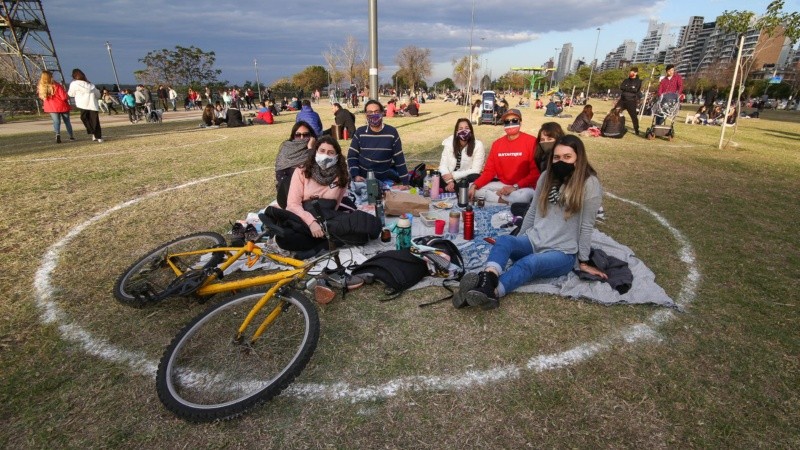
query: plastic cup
434 219 446 235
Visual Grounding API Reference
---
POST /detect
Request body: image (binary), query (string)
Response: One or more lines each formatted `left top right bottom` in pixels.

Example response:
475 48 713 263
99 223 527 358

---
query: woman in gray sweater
456 134 607 310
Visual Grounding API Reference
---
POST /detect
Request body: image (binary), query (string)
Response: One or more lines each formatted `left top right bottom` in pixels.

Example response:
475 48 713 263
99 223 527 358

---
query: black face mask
551 161 575 180
538 141 555 153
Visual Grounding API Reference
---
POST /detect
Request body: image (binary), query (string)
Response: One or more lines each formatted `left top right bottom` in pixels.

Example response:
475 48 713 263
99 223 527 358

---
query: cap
501 108 522 121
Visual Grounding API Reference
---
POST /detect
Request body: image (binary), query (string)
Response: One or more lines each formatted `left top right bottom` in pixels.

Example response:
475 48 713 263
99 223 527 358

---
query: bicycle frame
161 240 333 344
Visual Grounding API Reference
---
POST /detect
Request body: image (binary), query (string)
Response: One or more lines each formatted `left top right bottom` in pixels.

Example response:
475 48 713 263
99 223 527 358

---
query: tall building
600 40 637 70
675 16 705 75
633 20 674 64
555 43 573 82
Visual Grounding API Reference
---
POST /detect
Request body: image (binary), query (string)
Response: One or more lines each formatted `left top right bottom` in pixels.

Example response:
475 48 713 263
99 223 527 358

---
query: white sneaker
92 136 96 141
97 139 103 143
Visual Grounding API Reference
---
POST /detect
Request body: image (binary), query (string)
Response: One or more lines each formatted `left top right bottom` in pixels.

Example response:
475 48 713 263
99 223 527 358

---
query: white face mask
315 154 338 170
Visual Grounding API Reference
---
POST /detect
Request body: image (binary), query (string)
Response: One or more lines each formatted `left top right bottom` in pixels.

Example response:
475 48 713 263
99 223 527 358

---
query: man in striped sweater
347 100 409 184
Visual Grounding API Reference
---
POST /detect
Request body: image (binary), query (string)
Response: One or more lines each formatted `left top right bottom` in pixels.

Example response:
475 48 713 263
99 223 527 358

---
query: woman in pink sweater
285 136 350 238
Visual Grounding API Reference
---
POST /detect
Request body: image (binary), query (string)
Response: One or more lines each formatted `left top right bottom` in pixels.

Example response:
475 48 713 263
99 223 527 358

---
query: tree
493 71 528 92
137 45 223 88
323 36 368 88
395 46 432 93
452 55 480 90
270 78 299 97
434 78 456 92
292 66 329 95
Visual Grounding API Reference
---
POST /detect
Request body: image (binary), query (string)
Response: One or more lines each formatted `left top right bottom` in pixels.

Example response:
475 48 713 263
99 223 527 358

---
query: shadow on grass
764 130 800 141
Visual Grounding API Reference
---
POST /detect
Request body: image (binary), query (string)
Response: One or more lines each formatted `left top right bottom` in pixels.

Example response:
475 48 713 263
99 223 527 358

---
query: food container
419 211 440 227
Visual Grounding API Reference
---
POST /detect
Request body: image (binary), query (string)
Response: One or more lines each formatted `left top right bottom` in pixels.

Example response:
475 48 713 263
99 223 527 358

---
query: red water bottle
463 205 474 240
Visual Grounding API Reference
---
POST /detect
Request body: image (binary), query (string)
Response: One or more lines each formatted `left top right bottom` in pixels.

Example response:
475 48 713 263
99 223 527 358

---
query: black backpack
408 163 426 189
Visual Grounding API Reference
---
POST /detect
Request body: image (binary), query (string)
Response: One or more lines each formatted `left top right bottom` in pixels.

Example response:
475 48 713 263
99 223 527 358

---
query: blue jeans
486 234 576 297
50 112 73 137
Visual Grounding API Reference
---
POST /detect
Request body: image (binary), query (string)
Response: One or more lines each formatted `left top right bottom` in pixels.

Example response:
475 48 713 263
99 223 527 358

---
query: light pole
105 41 121 91
465 0 476 112
585 28 601 99
254 59 262 102
552 47 558 90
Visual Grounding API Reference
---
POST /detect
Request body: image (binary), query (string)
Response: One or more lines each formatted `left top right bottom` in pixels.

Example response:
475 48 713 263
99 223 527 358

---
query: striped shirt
347 124 408 183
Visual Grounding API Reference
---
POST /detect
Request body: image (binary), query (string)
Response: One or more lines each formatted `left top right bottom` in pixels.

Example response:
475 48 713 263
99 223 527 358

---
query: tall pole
719 35 745 149
368 0 379 101
465 0 475 112
639 66 656 122
254 59 262 102
105 41 121 91
585 28 601 99
552 47 558 89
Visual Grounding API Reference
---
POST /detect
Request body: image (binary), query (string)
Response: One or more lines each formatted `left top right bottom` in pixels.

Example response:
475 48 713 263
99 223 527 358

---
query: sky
42 0 798 88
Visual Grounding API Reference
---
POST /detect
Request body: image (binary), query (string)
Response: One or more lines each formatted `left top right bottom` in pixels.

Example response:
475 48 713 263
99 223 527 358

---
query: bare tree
395 46 432 93
452 55 480 90
322 36 368 89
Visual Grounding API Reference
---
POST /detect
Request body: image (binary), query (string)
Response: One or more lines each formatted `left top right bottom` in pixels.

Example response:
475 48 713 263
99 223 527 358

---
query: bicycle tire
155 289 319 422
113 232 227 308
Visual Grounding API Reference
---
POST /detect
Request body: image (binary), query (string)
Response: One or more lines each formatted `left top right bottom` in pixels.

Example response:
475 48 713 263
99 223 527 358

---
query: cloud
43 0 660 85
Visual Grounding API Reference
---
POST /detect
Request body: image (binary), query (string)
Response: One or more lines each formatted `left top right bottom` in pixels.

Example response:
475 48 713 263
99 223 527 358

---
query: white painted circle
33 173 698 402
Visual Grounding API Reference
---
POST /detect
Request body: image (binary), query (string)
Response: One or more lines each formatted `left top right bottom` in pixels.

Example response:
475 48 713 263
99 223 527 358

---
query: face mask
315 154 338 170
538 141 555 153
551 160 575 180
504 125 520 136
367 113 383 128
456 129 471 141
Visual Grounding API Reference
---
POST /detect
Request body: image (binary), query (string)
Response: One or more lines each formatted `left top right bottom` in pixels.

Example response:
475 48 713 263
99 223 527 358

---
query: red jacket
256 109 274 124
41 83 71 113
474 132 540 189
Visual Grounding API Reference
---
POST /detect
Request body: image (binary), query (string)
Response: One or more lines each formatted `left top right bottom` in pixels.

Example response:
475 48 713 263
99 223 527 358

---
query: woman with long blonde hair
38 70 74 143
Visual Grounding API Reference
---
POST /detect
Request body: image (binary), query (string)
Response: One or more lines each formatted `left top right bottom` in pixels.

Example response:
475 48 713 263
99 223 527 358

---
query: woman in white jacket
67 68 103 142
438 118 485 192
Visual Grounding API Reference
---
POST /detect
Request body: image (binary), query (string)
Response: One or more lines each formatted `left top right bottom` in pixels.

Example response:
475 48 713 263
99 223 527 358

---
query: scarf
547 183 562 205
311 162 338 187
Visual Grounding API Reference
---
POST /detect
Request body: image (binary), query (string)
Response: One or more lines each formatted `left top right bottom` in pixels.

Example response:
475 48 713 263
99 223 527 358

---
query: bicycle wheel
156 289 319 422
113 232 227 307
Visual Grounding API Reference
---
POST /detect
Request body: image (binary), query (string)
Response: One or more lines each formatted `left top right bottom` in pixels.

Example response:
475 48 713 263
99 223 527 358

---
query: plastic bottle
393 218 412 250
423 170 432 197
431 171 441 200
463 205 474 240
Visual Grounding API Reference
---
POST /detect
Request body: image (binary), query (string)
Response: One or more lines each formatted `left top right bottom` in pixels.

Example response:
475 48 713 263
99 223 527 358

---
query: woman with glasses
469 109 540 204
275 121 317 184
438 118 485 192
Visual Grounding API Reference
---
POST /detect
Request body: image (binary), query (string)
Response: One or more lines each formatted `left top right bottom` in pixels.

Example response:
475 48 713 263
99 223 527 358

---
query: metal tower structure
0 0 64 88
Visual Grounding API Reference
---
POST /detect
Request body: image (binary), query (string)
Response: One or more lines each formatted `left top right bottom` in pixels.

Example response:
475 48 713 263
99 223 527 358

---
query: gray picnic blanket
243 202 676 308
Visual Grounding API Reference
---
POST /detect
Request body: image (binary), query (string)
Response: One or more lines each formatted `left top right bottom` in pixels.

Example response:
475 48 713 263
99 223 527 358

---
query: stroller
645 93 680 140
480 90 497 125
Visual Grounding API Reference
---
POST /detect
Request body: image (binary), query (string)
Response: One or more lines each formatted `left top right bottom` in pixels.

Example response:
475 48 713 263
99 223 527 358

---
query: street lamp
105 41 121 91
254 59 263 102
585 28 601 99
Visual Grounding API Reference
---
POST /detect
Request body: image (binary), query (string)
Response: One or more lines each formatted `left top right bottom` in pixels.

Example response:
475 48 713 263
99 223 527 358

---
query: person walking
67 68 103 143
617 66 642 135
38 70 75 143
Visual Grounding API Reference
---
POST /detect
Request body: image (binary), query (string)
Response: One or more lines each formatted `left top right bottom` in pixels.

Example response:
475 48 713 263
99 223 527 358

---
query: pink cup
434 219 446 235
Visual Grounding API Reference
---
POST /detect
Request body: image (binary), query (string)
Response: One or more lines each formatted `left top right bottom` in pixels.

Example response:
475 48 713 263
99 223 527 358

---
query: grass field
1 98 798 448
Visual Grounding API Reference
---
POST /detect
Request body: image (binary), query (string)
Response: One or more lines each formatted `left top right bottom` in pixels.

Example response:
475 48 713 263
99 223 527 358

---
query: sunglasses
503 118 520 125
294 132 311 138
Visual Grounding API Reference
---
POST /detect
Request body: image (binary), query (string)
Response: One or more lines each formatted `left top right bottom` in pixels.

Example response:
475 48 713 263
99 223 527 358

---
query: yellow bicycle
114 217 342 422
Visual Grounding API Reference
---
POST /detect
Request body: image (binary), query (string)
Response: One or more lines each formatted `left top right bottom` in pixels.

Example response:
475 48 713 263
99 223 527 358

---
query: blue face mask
366 113 383 127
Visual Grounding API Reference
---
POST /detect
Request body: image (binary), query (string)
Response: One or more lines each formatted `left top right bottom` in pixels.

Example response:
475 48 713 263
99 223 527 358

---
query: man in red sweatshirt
469 108 540 204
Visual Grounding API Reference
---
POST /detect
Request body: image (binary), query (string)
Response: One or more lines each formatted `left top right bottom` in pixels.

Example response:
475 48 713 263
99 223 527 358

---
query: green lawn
0 99 798 448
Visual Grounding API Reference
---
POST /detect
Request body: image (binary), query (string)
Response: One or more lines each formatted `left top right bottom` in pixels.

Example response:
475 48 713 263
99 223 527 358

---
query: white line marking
32 177 698 402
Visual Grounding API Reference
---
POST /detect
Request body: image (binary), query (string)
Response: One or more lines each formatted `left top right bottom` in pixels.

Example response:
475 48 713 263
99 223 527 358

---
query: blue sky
44 0 797 87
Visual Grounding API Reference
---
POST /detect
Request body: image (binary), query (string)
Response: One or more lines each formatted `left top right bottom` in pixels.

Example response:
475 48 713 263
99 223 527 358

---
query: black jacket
334 108 356 136
619 76 642 102
576 248 633 294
